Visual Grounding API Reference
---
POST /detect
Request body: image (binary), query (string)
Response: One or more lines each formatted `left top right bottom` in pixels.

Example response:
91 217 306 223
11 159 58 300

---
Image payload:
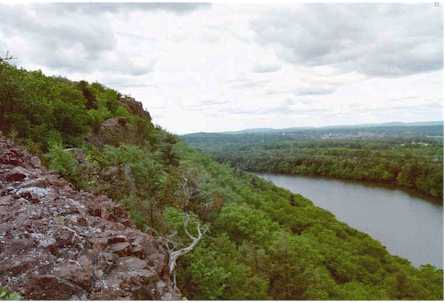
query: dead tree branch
153 169 207 289
164 212 207 289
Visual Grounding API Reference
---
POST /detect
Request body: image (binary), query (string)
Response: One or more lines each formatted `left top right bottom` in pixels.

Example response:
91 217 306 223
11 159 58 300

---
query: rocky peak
0 134 180 300
118 96 151 121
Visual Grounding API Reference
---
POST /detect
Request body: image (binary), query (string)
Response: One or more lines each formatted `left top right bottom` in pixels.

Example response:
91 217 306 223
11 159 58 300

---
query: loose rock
0 136 179 300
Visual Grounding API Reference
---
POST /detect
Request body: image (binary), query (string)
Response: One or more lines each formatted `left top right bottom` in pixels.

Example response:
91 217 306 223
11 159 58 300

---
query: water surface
258 173 443 268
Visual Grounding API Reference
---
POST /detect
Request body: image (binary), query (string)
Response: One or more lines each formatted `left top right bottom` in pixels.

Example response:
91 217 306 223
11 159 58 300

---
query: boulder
87 116 149 147
110 242 131 256
15 187 49 203
0 149 24 166
24 275 84 300
108 234 128 244
5 166 29 182
87 96 153 147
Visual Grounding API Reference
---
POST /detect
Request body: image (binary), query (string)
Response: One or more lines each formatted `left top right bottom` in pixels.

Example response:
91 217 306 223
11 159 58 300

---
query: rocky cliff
0 134 180 300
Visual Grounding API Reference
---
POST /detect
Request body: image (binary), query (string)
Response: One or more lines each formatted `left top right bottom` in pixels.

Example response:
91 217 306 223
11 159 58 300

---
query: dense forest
183 129 444 202
0 60 443 299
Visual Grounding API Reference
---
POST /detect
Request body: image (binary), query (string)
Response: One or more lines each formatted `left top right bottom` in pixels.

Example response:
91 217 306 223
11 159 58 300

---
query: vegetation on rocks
0 134 179 300
0 61 443 299
0 287 21 300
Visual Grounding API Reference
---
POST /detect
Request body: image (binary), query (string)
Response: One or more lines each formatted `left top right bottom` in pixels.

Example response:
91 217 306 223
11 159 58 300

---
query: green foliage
215 203 279 244
114 105 130 117
263 232 324 299
184 133 443 202
51 99 90 145
100 144 166 195
46 141 80 185
1 62 442 300
171 146 443 300
0 287 22 300
88 107 112 132
78 80 97 109
181 237 269 300
164 207 206 244
0 62 136 151
88 144 167 229
335 282 387 300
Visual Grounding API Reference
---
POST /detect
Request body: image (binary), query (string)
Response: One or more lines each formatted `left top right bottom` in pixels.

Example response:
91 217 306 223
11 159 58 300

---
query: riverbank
182 133 443 203
257 173 444 268
251 169 443 205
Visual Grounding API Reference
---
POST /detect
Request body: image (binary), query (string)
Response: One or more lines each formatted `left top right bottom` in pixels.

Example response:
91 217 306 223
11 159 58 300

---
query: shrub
0 287 22 300
46 142 80 185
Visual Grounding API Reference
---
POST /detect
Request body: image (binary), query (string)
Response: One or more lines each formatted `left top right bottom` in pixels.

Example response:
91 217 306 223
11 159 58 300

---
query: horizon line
178 119 444 136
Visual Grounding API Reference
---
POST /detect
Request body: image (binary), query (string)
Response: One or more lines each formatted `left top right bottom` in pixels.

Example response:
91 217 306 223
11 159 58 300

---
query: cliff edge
0 134 180 300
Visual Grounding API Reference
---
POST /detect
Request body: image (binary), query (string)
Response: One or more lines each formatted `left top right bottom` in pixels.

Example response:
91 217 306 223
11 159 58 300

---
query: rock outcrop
87 96 153 147
118 96 151 121
88 117 135 146
0 135 180 300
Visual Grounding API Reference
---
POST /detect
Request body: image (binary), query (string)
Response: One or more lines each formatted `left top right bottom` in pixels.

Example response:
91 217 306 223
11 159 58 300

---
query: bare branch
161 213 207 290
183 213 194 240
0 51 14 63
168 221 205 272
154 169 207 289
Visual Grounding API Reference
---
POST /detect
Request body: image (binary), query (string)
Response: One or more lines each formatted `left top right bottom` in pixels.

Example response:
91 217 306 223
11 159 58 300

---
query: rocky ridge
0 134 180 299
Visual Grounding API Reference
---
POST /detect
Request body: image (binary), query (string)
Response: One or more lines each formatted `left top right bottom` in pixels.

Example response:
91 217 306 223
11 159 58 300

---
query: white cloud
252 63 281 73
251 4 442 77
0 3 441 134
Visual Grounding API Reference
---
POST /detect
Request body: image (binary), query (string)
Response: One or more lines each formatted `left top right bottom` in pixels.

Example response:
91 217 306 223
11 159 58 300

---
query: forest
0 60 443 299
183 128 444 202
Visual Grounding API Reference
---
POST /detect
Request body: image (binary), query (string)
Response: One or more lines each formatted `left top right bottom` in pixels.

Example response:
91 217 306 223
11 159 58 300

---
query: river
257 173 443 268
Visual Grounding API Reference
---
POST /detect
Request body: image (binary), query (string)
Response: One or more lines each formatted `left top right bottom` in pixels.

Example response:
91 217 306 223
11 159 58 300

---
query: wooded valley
183 126 443 202
0 60 443 300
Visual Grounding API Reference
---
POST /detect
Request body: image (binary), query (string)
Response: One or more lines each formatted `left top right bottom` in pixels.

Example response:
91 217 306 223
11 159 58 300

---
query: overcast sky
0 3 442 134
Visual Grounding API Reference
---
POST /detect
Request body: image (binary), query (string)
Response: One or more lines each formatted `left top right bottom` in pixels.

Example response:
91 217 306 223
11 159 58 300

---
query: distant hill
183 121 444 143
201 121 444 136
182 120 444 202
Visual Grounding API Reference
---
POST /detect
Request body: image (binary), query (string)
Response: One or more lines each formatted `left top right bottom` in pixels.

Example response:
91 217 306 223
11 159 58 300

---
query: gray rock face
0 136 180 300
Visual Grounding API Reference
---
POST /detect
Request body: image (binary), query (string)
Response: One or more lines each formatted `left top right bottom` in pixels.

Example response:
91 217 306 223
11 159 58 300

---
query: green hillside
0 60 442 300
183 128 443 202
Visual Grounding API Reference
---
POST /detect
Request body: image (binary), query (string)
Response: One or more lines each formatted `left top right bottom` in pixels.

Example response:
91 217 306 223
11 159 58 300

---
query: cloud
215 96 329 117
0 5 115 54
17 2 211 16
252 63 281 73
229 78 269 89
182 99 229 111
0 4 156 76
223 105 329 116
264 84 336 97
0 3 441 133
100 74 158 89
352 99 442 113
292 86 336 96
36 3 211 15
251 4 442 77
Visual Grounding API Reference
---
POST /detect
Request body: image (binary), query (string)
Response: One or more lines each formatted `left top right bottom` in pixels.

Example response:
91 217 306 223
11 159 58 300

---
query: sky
0 3 442 134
